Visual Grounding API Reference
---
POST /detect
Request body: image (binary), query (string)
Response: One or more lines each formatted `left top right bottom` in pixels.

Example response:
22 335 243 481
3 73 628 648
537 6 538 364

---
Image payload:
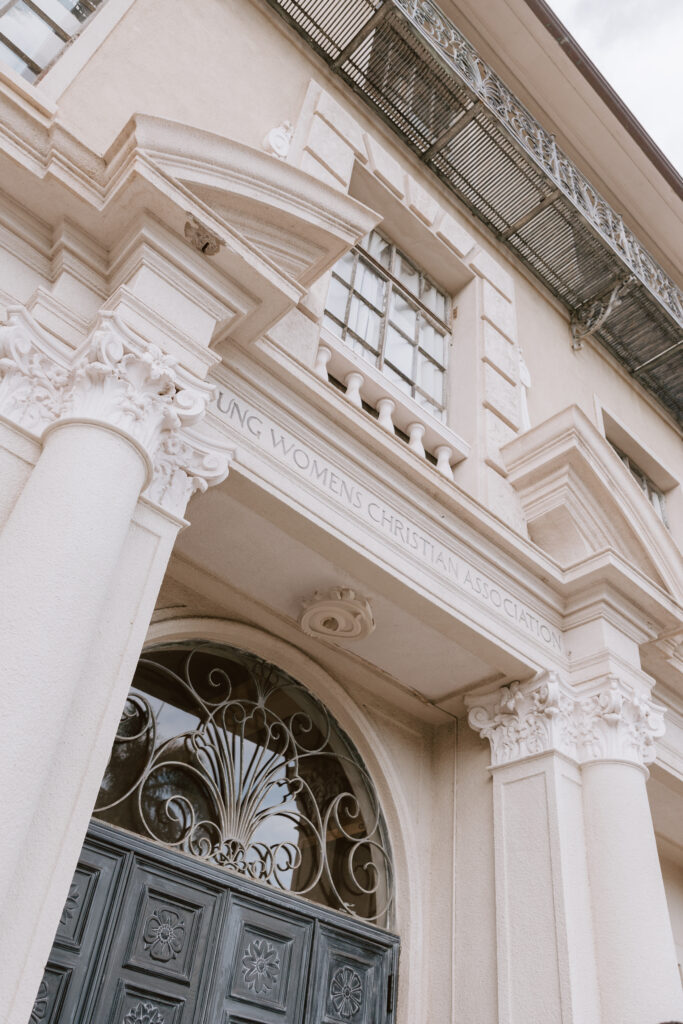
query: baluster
344 371 364 409
435 444 454 480
377 397 395 433
407 422 426 457
313 344 332 381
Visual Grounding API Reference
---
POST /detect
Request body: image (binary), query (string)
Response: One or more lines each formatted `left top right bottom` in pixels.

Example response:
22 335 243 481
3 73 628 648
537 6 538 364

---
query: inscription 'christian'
214 390 562 653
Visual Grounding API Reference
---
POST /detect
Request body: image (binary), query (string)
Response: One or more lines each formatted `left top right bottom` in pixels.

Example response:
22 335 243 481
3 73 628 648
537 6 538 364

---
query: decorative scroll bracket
571 275 637 350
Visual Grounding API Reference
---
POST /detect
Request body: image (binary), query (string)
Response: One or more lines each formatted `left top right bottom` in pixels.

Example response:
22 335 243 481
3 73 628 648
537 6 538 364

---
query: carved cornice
466 673 665 769
0 307 232 517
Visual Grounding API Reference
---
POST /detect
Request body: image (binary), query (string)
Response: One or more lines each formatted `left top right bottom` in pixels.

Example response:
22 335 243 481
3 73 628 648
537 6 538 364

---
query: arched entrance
31 642 399 1024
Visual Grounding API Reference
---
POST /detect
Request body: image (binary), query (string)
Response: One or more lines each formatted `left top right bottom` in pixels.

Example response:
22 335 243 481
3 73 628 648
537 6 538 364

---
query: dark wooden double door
33 822 399 1024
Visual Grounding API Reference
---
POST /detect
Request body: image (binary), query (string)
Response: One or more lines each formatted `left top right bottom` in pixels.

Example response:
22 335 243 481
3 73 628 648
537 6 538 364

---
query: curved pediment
105 114 378 294
502 406 683 599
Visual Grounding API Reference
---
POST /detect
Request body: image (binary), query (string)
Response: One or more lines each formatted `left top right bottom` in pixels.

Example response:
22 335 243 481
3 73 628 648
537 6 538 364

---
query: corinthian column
0 309 231 1023
578 681 683 1024
467 675 683 1024
466 675 601 1024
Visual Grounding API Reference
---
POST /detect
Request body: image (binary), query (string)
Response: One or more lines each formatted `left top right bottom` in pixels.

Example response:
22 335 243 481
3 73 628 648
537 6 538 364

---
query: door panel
306 925 393 1024
88 855 224 1024
211 893 315 1024
29 823 399 1024
33 835 126 1023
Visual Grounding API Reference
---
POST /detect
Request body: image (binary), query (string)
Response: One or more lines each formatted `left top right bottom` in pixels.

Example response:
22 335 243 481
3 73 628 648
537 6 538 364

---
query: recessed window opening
324 229 450 421
0 0 104 82
611 443 669 527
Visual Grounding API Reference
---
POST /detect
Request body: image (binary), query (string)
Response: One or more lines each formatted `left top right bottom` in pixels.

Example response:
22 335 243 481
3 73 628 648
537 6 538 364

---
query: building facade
0 1 682 1023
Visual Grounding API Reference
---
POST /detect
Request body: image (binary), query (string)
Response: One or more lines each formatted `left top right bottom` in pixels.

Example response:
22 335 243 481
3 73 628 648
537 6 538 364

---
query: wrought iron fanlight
94 642 394 925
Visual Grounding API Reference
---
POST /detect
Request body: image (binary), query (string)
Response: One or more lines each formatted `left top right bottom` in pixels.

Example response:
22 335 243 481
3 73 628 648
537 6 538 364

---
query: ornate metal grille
265 0 683 423
94 642 394 925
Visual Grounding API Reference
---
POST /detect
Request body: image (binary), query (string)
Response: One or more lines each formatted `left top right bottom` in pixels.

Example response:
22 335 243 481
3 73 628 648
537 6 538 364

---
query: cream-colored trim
37 0 138 102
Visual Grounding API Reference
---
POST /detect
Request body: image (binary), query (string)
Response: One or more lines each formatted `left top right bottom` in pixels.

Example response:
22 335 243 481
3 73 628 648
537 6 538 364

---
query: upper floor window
0 0 103 82
323 229 450 421
611 443 669 527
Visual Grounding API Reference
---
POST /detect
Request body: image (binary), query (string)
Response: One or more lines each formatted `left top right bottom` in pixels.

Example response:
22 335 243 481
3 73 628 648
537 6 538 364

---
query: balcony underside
266 0 683 425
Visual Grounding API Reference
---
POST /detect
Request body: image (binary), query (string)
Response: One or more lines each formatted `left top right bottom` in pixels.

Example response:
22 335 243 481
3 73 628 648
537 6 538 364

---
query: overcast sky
549 0 683 174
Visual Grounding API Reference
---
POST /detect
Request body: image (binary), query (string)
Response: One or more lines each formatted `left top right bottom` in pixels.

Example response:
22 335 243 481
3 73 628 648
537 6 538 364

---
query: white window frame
324 230 451 420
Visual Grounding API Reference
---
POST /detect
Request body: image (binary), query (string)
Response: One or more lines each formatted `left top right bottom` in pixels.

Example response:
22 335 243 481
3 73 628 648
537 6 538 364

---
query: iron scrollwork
95 644 393 925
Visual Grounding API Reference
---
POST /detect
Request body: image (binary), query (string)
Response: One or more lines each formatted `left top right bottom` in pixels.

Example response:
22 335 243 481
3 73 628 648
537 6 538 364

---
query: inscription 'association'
214 390 562 653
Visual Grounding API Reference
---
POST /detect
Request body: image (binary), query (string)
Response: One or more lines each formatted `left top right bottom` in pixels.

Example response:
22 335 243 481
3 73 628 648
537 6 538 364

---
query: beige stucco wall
51 0 682 540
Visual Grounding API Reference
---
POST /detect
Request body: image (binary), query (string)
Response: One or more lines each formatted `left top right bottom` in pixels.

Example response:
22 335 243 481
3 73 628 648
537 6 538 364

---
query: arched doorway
31 642 399 1024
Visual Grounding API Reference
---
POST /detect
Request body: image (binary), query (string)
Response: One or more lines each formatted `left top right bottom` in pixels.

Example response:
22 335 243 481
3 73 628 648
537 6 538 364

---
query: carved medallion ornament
29 979 48 1024
59 883 80 926
143 908 186 962
329 966 363 1019
241 938 281 994
0 307 232 517
124 1001 165 1024
466 673 666 768
299 588 375 641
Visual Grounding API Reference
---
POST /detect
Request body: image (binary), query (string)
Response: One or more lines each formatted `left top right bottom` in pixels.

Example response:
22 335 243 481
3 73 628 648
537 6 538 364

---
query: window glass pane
33 0 80 31
389 290 417 338
355 259 385 308
394 252 419 296
0 36 33 78
383 364 412 395
415 392 444 420
419 321 445 363
385 325 414 376
334 250 355 284
346 336 379 366
0 3 63 66
348 296 381 351
322 313 344 340
421 278 447 321
326 276 350 322
55 0 99 23
365 230 392 269
417 354 444 402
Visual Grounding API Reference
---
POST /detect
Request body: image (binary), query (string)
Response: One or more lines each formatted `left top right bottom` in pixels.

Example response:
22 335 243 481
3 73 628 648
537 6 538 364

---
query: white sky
548 0 683 174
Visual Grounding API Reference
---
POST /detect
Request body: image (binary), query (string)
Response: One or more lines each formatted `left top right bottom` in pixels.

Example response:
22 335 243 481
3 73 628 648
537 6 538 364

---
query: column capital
0 306 232 517
466 673 665 769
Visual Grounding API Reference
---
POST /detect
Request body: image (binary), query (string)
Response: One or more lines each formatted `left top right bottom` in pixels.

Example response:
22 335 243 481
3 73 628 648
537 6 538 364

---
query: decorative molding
263 120 294 160
183 214 223 256
466 673 666 768
0 307 232 517
299 587 375 641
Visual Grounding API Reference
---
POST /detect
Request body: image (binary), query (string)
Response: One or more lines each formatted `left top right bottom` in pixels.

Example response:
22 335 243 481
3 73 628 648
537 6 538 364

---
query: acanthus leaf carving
0 309 69 434
466 673 665 769
0 306 231 517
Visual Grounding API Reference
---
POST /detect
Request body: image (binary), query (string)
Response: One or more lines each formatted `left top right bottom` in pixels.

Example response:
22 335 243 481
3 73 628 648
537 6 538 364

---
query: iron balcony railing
266 0 683 424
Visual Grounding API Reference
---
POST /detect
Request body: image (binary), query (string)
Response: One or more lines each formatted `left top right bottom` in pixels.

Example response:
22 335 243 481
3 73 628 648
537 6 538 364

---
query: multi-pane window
324 230 450 420
611 444 668 526
0 0 104 82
